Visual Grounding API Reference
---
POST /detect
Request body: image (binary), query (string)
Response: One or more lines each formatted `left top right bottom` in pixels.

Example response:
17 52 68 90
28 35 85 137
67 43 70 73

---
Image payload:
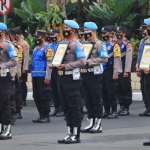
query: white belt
0 68 9 73
87 68 94 72
65 70 73 75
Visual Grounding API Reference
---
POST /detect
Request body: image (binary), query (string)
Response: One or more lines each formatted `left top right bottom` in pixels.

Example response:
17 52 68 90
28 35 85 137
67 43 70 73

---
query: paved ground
1 101 150 150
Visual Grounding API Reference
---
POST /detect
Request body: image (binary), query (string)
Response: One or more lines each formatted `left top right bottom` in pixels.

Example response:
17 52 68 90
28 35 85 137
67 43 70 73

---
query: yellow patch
113 44 121 57
46 48 54 61
17 45 23 58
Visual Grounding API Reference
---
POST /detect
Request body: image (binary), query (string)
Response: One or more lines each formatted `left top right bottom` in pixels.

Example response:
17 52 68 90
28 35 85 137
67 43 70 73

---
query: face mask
51 36 57 42
102 35 109 41
116 33 123 39
147 29 150 36
78 34 84 39
36 39 42 45
141 33 147 39
84 31 92 40
45 37 51 42
63 30 71 38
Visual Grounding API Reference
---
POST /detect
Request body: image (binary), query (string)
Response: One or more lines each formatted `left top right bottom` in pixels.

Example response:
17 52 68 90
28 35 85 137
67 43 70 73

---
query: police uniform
31 31 51 123
48 29 64 117
0 23 17 140
14 28 29 107
142 18 150 147
136 25 150 116
117 26 133 116
57 20 86 144
80 22 108 133
101 26 122 119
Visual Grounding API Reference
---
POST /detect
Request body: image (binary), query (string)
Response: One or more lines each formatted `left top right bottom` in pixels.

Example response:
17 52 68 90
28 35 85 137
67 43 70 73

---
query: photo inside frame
139 44 150 70
82 43 94 59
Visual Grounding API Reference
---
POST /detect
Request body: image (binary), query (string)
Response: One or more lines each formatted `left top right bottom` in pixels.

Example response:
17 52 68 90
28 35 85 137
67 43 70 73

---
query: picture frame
82 42 94 59
139 44 150 70
52 42 69 66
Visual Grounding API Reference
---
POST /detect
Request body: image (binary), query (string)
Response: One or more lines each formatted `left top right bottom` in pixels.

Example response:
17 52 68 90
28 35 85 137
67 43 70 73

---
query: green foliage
66 1 79 15
35 3 65 30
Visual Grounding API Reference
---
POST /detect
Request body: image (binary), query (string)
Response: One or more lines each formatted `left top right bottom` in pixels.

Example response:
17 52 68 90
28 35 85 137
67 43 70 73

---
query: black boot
58 126 73 143
0 125 12 140
38 116 50 123
0 123 3 135
32 116 42 123
139 108 150 116
14 111 23 119
89 118 102 133
80 118 95 133
119 104 130 116
50 109 59 116
65 127 81 144
118 104 124 114
56 111 64 117
143 139 150 146
102 106 110 118
107 106 118 119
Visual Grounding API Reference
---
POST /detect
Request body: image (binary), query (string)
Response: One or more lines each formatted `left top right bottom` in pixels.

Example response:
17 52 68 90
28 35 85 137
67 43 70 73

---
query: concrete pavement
1 101 150 150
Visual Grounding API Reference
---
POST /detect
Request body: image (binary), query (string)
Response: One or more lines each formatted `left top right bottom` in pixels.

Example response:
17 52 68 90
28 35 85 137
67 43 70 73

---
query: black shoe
0 125 12 140
32 116 41 123
119 109 130 116
14 113 23 119
50 110 58 116
143 140 150 146
107 112 118 119
89 118 102 133
102 112 109 118
65 135 81 144
58 134 72 143
118 105 124 114
81 118 94 133
56 111 64 117
38 117 50 123
139 108 150 116
50 100 54 107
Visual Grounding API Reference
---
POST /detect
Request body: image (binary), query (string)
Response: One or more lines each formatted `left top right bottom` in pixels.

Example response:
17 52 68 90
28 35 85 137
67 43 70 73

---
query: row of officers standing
0 17 149 146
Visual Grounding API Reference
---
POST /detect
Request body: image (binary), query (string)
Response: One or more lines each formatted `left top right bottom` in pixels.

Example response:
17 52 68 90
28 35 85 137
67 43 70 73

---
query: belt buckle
80 69 86 73
58 71 63 76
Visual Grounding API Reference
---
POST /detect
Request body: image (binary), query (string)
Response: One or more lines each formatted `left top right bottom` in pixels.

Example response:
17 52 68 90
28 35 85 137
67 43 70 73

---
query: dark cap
117 26 127 33
79 27 84 32
9 29 16 35
137 25 148 31
109 25 117 32
101 26 112 33
33 30 47 37
5 29 10 35
49 29 60 35
13 28 22 35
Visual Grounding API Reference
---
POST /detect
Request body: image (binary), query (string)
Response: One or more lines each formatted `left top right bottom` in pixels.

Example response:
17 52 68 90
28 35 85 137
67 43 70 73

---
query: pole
3 15 7 24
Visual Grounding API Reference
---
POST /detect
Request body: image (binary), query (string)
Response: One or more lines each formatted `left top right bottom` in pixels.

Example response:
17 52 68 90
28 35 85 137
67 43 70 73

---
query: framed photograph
52 42 69 66
82 42 94 59
139 44 150 70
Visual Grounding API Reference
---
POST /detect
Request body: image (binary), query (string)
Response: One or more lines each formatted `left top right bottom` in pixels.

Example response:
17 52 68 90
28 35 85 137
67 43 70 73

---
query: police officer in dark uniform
47 29 64 117
31 31 51 123
0 23 17 140
116 26 133 116
101 26 122 119
80 22 108 133
136 25 150 116
56 20 86 144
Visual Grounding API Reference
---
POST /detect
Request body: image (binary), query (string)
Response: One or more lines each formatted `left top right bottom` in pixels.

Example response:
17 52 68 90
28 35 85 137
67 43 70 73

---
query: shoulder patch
24 43 29 50
113 44 121 57
46 48 54 61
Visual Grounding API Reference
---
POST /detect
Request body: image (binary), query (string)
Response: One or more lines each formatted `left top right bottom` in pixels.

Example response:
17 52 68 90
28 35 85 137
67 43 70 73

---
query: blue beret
0 22 7 30
84 22 98 30
64 20 79 29
144 18 150 25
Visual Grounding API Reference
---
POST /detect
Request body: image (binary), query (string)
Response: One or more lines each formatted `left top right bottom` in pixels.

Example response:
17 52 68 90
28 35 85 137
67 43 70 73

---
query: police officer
0 23 17 140
141 18 150 146
116 26 133 116
80 22 108 133
56 20 86 144
78 27 85 42
109 25 117 42
13 28 29 107
101 26 122 119
136 25 150 116
31 30 51 123
47 29 64 117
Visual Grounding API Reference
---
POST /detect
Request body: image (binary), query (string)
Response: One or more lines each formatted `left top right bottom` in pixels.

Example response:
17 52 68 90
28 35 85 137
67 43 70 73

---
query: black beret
101 26 112 33
109 25 117 32
117 26 127 33
13 28 22 35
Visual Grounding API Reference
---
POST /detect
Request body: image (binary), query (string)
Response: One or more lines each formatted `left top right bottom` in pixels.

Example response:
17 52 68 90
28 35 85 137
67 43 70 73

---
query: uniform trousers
0 73 11 125
10 81 16 115
81 72 103 119
58 74 82 127
32 77 51 117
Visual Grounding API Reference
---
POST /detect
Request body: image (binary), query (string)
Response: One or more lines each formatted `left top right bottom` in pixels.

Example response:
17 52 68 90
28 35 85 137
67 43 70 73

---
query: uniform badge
46 48 54 61
121 45 124 49
58 71 63 76
107 46 111 50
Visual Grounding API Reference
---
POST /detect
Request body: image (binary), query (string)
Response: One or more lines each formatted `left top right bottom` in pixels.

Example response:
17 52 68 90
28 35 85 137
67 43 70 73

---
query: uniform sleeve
113 57 122 76
86 41 108 67
0 44 17 69
65 42 86 70
22 41 29 71
124 43 133 72
45 60 52 80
